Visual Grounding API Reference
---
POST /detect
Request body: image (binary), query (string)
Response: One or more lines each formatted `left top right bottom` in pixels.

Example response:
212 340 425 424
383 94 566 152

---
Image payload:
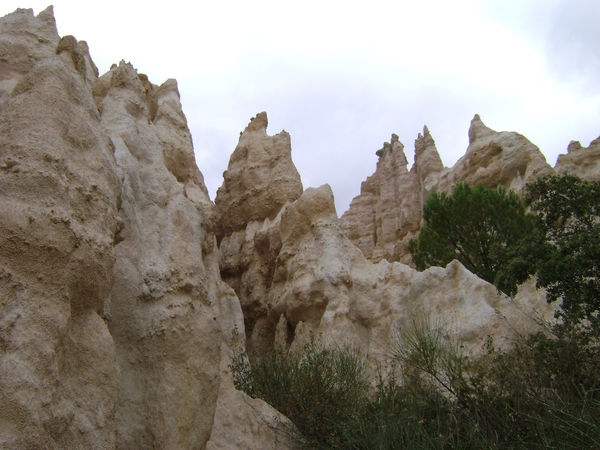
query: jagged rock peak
567 140 583 153
439 114 554 193
375 133 408 166
244 111 268 133
215 112 303 237
412 125 445 187
555 135 600 181
468 113 494 145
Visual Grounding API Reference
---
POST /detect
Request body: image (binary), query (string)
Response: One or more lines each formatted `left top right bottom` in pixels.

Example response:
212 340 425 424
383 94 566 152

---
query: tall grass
231 322 600 449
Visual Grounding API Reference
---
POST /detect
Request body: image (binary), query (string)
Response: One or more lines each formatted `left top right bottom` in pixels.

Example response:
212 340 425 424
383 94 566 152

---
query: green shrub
231 319 600 449
232 339 371 448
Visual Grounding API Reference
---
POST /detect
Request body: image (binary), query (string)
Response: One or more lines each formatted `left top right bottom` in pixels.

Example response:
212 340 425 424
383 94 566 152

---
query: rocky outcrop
215 113 304 353
341 115 555 264
0 8 120 449
555 137 600 181
215 112 303 238
269 185 552 358
340 135 422 263
215 120 554 362
95 61 223 449
0 7 289 450
435 114 554 193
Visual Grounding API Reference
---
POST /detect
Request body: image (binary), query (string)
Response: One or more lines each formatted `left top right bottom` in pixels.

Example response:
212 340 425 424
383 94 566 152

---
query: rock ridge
1 6 599 450
341 114 561 264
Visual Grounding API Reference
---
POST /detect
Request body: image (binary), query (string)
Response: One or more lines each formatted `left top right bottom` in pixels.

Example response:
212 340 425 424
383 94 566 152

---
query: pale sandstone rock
215 112 303 238
555 137 600 181
216 113 304 353
0 7 59 103
412 125 446 193
0 6 293 448
215 116 555 362
206 345 300 450
2 6 598 448
220 180 554 365
96 61 224 449
436 114 554 194
340 134 424 264
0 8 120 449
268 185 553 359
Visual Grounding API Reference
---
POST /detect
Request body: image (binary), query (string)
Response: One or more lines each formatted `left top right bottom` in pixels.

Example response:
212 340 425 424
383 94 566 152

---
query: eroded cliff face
215 113 304 355
215 112 303 239
0 7 120 449
2 6 599 450
0 7 287 450
214 117 555 365
95 61 223 449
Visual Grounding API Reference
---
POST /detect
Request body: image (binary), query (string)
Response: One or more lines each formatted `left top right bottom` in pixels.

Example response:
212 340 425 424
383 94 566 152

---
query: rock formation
555 137 600 181
340 134 422 264
0 7 288 450
1 6 599 450
0 7 121 449
340 114 558 264
215 112 303 239
216 155 553 362
215 114 304 355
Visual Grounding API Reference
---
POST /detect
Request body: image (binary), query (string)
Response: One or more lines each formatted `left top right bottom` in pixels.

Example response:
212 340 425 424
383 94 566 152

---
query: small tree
409 182 539 291
523 174 600 333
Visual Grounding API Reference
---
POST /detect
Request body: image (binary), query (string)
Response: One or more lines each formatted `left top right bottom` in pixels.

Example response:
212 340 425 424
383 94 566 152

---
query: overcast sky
2 1 599 215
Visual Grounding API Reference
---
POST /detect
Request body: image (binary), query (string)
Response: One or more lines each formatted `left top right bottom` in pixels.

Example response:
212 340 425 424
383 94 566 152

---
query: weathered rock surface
215 112 303 238
555 137 600 181
218 181 553 366
0 7 287 450
0 7 120 449
340 134 422 264
95 60 224 449
436 114 554 193
215 113 304 353
215 122 554 362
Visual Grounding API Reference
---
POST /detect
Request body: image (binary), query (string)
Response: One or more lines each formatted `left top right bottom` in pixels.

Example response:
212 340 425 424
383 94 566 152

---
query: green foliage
232 340 370 448
231 321 600 449
391 316 467 399
408 182 539 291
523 174 600 332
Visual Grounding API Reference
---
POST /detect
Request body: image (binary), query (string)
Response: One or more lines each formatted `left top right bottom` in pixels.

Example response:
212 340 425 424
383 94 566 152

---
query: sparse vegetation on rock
233 319 600 449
